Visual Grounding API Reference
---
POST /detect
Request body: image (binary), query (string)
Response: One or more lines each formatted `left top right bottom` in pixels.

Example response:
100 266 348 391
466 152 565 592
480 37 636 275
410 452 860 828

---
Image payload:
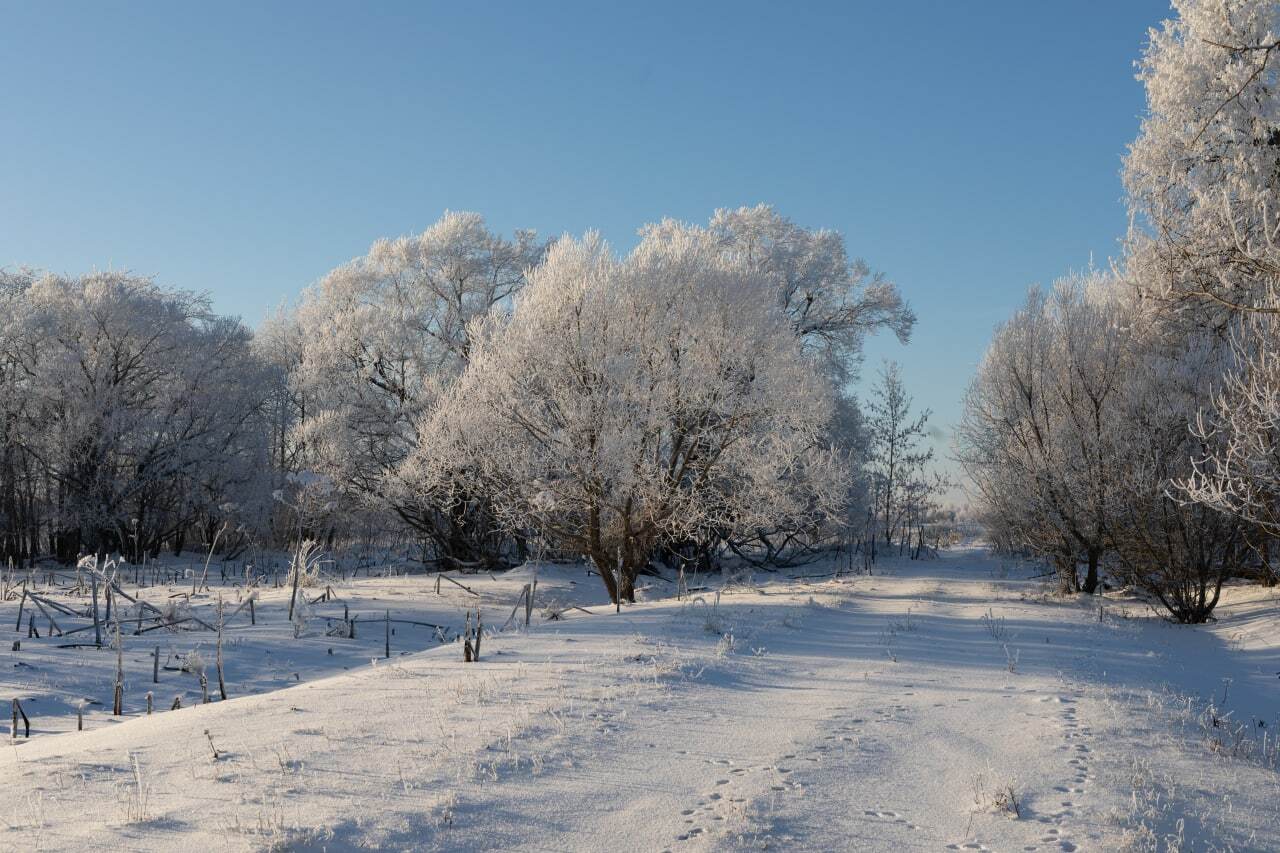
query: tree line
1 206 949 603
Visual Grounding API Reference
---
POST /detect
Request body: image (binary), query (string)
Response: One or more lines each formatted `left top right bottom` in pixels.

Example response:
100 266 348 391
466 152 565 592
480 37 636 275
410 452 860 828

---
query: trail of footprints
665 698 922 848
934 688 1092 853
1021 692 1093 853
666 752 754 846
665 687 1093 851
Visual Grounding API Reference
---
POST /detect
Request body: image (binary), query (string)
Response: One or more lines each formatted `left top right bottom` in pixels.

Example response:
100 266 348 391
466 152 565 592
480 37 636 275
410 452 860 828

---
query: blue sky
1 1 1171 492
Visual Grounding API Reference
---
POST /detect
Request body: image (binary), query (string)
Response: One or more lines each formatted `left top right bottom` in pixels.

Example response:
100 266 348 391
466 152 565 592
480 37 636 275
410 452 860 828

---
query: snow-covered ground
3 546 1278 851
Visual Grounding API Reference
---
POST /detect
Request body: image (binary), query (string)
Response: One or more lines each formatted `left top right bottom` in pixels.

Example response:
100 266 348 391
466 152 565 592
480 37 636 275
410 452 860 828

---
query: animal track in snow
1035 689 1092 853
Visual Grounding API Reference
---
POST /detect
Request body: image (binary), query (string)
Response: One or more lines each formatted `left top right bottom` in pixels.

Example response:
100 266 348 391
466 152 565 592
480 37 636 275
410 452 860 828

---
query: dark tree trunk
1081 549 1100 595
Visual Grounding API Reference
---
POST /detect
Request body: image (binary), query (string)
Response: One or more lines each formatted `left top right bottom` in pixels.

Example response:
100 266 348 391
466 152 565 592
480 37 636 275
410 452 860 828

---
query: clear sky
1 1 1172 495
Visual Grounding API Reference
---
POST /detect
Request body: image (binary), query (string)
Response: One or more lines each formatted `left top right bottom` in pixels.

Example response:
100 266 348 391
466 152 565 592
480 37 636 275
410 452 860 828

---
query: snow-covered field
3 546 1278 852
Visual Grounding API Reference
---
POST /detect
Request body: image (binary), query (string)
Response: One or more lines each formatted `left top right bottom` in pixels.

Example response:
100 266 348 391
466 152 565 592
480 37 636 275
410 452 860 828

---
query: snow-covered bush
287 538 327 589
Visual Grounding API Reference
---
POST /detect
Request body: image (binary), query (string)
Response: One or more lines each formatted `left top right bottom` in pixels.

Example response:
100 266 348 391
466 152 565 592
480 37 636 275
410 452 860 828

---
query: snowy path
3 547 1278 851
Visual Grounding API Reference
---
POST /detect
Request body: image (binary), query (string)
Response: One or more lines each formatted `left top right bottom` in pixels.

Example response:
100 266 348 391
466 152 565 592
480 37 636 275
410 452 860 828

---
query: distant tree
865 362 933 553
899 468 953 560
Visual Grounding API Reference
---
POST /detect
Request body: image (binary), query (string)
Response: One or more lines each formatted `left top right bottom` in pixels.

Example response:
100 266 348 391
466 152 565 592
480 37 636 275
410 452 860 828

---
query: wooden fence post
11 698 29 739
113 619 124 716
91 575 101 647
216 595 227 701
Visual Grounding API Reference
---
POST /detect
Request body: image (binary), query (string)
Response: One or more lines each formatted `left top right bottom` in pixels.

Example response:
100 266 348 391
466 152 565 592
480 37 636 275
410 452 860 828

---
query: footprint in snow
674 826 706 842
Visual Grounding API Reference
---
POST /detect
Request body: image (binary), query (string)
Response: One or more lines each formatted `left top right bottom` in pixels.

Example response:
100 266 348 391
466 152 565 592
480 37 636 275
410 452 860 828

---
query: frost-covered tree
293 212 546 568
961 264 1254 618
958 274 1135 593
643 204 914 384
1105 324 1251 622
1180 306 1280 578
256 304 308 483
1124 0 1280 317
412 230 841 604
0 269 40 564
1119 0 1280 584
864 362 933 553
640 206 914 562
956 0 1275 616
2 272 269 562
252 304 321 547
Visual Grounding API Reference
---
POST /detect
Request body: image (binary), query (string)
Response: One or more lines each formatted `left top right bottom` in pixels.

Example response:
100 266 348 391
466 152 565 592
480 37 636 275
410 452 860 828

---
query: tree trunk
1054 553 1078 594
1081 548 1100 595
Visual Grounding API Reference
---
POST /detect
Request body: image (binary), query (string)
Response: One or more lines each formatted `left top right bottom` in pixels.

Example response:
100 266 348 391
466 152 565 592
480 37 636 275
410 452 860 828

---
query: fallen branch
25 592 85 619
438 574 480 597
26 595 64 636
